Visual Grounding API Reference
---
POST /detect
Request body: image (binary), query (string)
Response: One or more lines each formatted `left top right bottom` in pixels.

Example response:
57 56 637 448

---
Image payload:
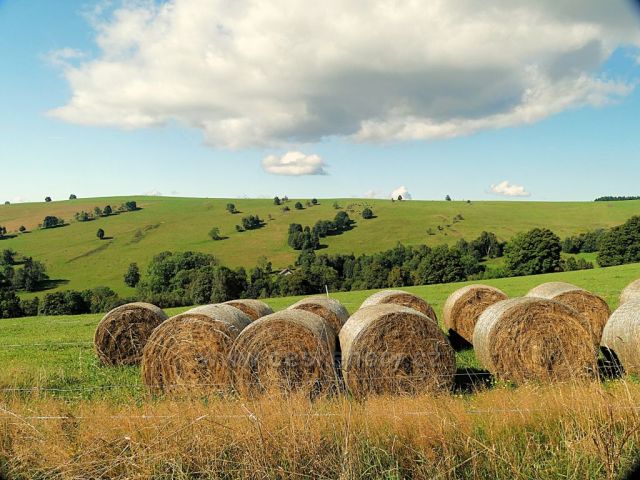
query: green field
1 196 639 296
2 261 639 402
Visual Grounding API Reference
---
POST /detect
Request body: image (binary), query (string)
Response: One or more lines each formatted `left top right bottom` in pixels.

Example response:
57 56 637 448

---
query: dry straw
360 289 437 322
620 279 640 306
601 299 640 375
339 304 455 397
443 284 508 344
525 282 610 345
141 304 251 394
94 302 167 366
229 310 337 397
473 297 597 383
287 296 349 336
224 299 273 321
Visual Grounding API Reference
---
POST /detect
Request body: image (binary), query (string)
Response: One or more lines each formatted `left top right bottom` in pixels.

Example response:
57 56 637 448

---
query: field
1 196 640 296
2 263 640 478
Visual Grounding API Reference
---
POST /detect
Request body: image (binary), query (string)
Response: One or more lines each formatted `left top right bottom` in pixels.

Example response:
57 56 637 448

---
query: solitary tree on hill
445 195 452 201
96 228 105 240
209 226 223 240
124 263 141 287
103 205 113 216
69 194 77 200
362 207 374 219
45 196 52 202
397 195 403 201
294 202 304 210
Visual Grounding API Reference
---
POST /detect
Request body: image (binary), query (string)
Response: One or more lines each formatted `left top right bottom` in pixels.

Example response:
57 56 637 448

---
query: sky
1 0 639 203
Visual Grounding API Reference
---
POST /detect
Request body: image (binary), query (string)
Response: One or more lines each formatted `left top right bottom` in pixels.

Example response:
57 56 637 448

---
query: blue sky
1 0 639 202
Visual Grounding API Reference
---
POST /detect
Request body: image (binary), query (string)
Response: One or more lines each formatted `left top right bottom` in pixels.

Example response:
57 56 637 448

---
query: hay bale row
229 310 337 397
340 304 455 397
288 296 349 337
601 299 640 375
443 284 508 344
620 279 640 306
94 302 168 366
224 299 274 320
525 282 610 346
473 297 597 383
141 304 252 394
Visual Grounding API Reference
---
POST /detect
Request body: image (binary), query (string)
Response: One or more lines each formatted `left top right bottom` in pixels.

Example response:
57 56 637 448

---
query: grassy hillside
1 196 639 295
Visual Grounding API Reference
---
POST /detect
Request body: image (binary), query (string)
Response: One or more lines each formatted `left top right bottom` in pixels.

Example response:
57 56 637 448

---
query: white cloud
144 189 163 196
390 186 412 200
50 0 640 148
261 151 327 176
363 189 382 199
46 48 85 68
490 181 531 197
12 196 29 203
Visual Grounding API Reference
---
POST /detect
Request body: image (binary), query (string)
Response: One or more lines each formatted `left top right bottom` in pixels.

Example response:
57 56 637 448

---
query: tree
282 206 290 213
273 196 281 206
311 198 318 205
41 216 64 229
226 203 237 214
0 226 6 238
124 263 141 287
2 249 16 265
124 201 138 211
397 195 403 201
470 231 504 259
241 215 263 230
3 201 9 205
362 207 374 219
103 205 113 216
18 225 26 233
445 195 452 201
598 216 640 267
333 201 340 209
334 211 353 231
96 228 105 240
0 288 22 319
504 228 562 276
235 225 243 232
12 258 48 292
294 201 304 210
45 196 52 202
69 194 77 200
209 226 223 240
94 206 102 217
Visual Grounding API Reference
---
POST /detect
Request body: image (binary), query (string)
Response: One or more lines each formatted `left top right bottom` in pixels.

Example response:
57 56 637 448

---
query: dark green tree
96 228 105 240
45 196 52 202
41 216 64 229
445 195 452 201
504 228 562 276
362 207 374 219
311 198 318 205
209 226 223 240
226 203 237 214
18 225 26 233
273 196 281 205
69 194 77 200
103 205 113 216
124 263 141 287
294 201 304 210
0 288 22 318
598 216 640 267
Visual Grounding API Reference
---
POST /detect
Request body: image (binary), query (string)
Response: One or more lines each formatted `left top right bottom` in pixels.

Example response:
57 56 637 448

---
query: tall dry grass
2 380 640 479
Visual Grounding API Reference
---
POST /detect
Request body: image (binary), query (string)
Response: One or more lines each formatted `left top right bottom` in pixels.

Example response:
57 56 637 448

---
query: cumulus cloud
390 186 412 200
261 151 327 176
46 48 85 68
490 181 531 197
50 0 640 148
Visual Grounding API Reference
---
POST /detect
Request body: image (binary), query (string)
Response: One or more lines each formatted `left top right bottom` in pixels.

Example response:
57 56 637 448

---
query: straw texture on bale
141 304 251 394
94 302 167 366
229 310 336 397
525 282 610 345
224 299 273 321
443 284 508 344
360 290 437 322
339 304 455 397
620 279 640 306
473 298 596 383
601 299 640 375
287 296 349 336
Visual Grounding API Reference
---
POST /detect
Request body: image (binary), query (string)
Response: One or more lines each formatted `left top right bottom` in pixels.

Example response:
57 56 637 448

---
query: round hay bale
620 279 640 306
443 284 508 344
141 304 251 394
94 302 167 366
287 296 349 336
224 299 273 321
525 282 610 345
339 304 455 397
473 298 597 383
601 299 640 375
360 290 437 322
229 310 337 397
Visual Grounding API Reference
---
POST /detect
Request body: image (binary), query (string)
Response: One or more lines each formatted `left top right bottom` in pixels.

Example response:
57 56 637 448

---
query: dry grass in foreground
2 380 640 479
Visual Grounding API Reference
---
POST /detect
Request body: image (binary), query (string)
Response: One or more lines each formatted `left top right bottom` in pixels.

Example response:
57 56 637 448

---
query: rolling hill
1 196 639 295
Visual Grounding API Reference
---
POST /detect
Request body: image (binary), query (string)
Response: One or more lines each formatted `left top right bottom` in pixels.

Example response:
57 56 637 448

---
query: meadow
1 196 639 296
2 263 640 478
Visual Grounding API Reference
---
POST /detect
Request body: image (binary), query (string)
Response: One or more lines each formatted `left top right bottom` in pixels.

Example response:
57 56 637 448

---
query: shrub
362 207 374 219
294 202 304 210
226 203 238 214
209 227 223 241
41 216 64 229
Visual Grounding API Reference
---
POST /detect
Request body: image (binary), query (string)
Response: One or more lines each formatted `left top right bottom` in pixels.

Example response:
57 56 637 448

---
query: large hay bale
94 302 167 366
141 304 251 394
620 279 640 305
525 282 610 345
224 299 273 321
287 296 349 336
443 284 508 344
360 290 437 322
339 304 455 397
473 298 596 383
229 310 337 397
601 299 640 375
